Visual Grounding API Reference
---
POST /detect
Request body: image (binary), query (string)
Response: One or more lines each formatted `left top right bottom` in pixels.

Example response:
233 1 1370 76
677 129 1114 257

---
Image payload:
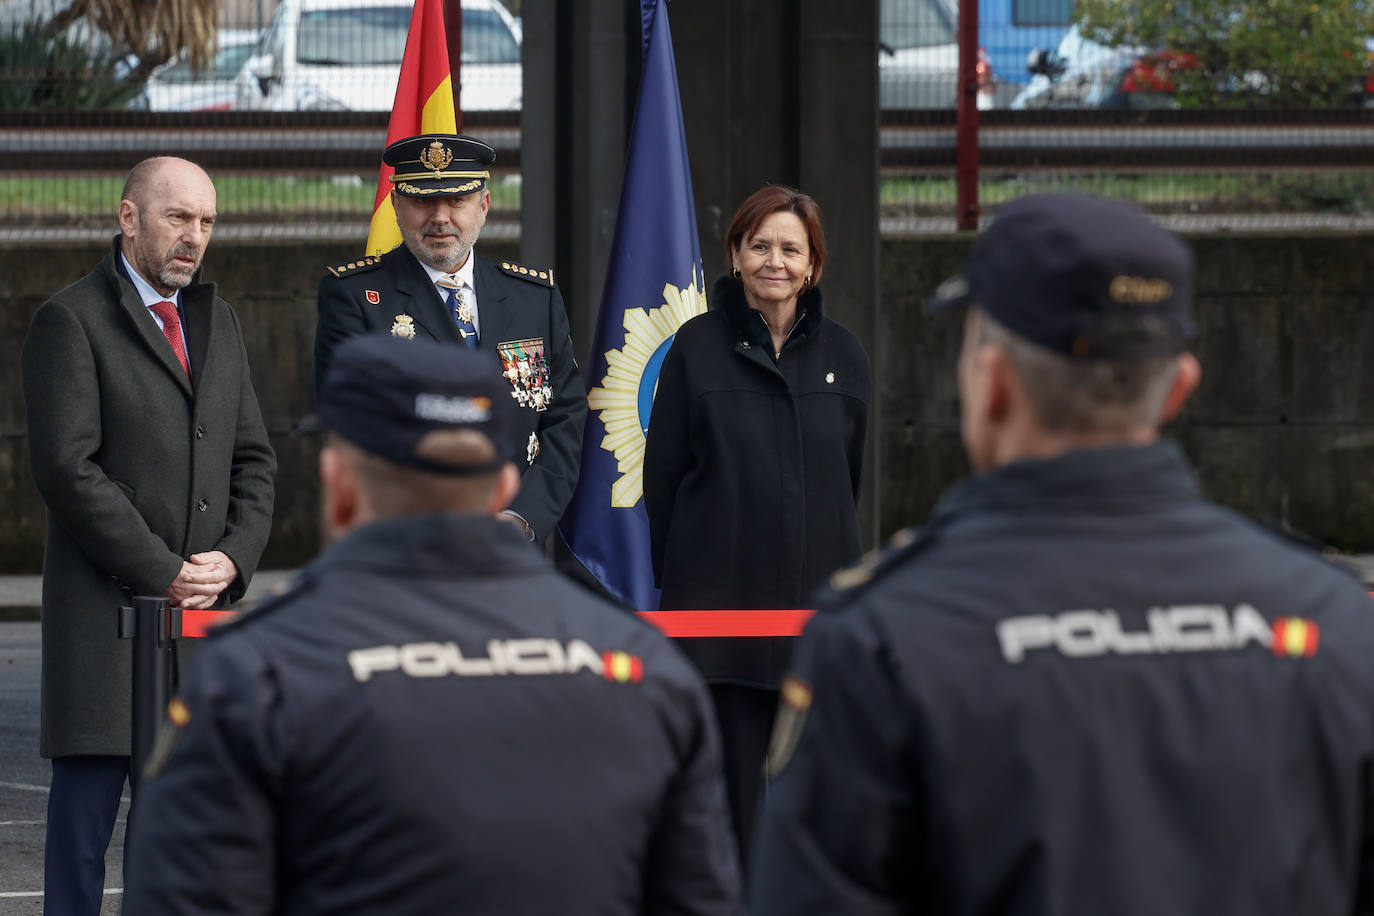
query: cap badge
527 432 540 466
1109 275 1173 305
498 338 553 412
365 290 380 305
391 314 417 339
419 141 454 173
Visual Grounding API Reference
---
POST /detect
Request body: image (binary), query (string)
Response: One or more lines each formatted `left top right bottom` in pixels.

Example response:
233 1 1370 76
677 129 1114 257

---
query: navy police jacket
751 441 1374 916
124 513 742 915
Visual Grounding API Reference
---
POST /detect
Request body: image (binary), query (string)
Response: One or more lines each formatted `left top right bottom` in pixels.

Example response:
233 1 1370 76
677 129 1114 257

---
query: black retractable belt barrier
117 596 182 792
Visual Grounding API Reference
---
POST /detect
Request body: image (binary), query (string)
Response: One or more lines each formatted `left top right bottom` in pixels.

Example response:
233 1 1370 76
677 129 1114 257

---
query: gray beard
157 262 195 289
416 241 471 274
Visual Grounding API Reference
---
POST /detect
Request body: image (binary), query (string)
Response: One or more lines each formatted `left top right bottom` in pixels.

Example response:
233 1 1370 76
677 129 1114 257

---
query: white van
235 0 521 111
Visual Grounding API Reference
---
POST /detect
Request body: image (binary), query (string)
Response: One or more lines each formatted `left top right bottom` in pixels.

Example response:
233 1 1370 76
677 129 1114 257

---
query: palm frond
64 0 218 71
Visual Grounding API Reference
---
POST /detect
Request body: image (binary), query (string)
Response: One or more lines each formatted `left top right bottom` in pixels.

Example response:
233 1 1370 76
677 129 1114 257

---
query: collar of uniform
311 512 546 578
418 249 478 291
932 439 1202 522
712 274 824 350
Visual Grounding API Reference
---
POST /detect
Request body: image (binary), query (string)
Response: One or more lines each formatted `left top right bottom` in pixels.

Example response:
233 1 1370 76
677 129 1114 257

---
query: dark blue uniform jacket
752 441 1374 916
124 513 742 915
315 247 587 540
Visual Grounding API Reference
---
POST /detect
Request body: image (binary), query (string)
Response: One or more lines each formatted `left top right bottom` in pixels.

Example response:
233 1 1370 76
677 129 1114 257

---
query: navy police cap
927 193 1197 360
384 133 496 198
312 335 515 475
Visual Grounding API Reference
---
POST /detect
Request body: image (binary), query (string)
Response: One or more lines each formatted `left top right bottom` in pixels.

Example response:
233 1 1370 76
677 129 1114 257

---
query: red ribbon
181 597 1374 641
178 608 817 639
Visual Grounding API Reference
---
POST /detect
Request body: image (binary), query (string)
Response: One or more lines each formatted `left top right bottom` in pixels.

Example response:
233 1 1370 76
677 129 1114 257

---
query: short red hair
724 185 827 287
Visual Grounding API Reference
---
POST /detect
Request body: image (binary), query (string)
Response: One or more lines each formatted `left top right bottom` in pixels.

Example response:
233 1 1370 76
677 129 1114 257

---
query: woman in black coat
644 185 872 862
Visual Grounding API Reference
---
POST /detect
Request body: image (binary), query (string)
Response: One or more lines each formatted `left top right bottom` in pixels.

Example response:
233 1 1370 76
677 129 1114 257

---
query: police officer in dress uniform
314 133 586 543
750 194 1374 915
123 336 742 915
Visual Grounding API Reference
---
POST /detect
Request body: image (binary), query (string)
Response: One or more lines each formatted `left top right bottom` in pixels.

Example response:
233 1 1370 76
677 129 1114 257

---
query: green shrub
0 21 147 110
1075 0 1374 108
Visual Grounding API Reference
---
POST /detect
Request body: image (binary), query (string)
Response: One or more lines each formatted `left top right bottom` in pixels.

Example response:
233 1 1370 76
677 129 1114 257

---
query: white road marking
0 818 125 827
0 781 130 804
0 781 49 793
0 888 123 898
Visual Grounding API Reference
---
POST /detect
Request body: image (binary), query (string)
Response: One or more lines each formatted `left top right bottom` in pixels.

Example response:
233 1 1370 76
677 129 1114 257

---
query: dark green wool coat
22 237 276 758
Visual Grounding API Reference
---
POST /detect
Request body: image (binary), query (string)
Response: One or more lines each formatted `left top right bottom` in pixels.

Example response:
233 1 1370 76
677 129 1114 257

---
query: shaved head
122 157 209 210
118 157 218 297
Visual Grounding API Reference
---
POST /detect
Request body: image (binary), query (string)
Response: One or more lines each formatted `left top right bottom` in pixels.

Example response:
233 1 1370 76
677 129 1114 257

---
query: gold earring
732 267 741 279
804 275 812 285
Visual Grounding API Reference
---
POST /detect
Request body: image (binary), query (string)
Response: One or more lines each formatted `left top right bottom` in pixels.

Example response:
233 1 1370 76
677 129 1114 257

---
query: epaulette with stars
497 259 555 288
325 255 383 278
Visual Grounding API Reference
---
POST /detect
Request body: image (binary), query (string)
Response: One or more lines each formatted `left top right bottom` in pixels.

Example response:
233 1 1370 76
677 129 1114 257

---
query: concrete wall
879 232 1374 549
2 232 1371 575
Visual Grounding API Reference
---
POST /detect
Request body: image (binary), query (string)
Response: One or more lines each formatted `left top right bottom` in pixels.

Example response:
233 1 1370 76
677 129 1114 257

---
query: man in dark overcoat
21 156 276 915
314 133 585 543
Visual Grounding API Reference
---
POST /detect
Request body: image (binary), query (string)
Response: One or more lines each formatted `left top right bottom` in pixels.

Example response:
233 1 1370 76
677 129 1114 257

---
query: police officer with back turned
124 335 742 914
750 193 1374 916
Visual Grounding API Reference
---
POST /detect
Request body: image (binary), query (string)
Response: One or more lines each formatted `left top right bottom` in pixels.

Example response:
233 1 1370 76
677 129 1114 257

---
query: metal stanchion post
119 595 175 793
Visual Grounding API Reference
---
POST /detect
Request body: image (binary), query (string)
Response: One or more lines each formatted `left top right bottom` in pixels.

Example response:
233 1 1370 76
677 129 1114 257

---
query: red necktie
149 300 189 376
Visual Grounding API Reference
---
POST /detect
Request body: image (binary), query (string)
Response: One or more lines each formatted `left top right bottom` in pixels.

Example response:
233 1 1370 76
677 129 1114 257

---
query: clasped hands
164 550 238 610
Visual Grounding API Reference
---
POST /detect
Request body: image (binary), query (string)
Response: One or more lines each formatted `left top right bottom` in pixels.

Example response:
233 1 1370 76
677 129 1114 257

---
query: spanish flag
365 0 457 257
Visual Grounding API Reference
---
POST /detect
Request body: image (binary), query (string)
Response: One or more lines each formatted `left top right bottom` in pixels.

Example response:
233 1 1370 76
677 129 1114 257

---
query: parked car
977 0 1072 93
133 28 262 111
880 0 995 109
1011 23 1204 109
235 0 521 112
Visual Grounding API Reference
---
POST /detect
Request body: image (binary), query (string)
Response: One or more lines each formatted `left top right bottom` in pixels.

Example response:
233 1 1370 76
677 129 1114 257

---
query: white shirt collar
419 248 478 289
120 250 178 309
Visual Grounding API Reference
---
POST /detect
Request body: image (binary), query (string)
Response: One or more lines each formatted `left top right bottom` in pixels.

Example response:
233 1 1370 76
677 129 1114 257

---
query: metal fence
878 0 1374 229
0 110 522 240
1 0 1372 235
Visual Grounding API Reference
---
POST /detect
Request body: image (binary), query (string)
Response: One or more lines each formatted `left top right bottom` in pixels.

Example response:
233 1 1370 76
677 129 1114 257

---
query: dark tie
149 300 189 376
436 276 479 349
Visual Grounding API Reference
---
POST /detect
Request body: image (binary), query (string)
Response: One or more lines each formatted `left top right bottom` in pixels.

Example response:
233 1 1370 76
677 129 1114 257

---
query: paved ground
0 574 293 911
0 622 121 913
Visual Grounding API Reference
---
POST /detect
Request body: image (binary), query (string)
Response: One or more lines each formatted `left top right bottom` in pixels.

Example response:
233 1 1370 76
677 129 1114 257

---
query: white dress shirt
120 251 190 370
420 250 481 339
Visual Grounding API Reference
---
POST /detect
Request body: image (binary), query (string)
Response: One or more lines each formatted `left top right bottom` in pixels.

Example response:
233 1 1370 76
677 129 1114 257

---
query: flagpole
443 0 464 131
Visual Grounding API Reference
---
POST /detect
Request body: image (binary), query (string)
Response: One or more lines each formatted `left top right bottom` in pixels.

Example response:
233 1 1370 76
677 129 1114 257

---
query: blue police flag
558 0 705 611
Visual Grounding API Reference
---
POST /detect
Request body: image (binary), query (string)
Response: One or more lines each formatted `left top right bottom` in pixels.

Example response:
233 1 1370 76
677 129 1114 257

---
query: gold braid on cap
390 169 490 183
